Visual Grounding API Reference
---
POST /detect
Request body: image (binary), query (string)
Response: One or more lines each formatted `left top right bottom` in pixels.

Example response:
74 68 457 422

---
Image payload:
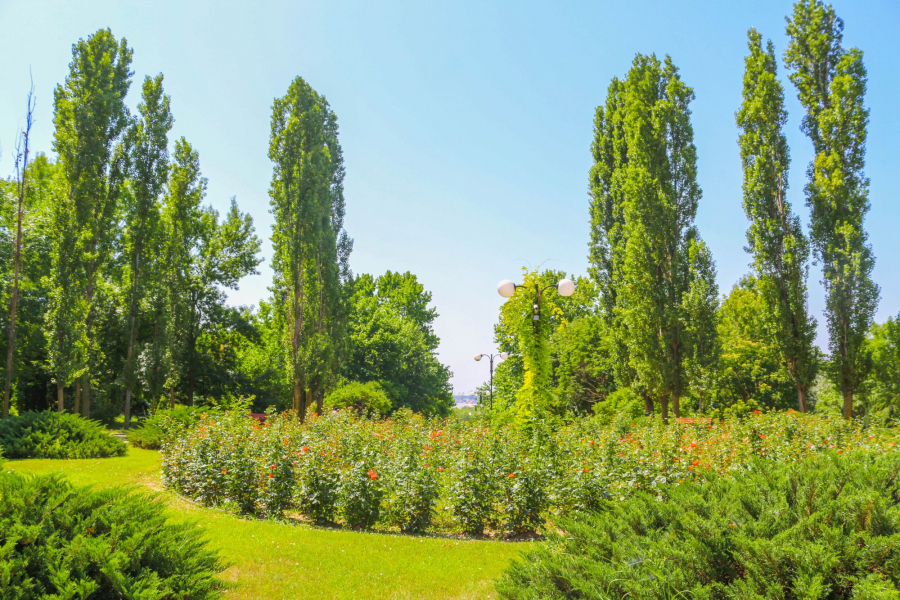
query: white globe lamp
557 278 576 297
497 280 516 298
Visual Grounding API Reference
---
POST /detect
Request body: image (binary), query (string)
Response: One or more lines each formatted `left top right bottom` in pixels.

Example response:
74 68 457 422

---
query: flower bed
160 409 900 536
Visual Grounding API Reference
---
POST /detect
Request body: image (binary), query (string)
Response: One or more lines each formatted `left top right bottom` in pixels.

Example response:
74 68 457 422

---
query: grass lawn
6 448 523 599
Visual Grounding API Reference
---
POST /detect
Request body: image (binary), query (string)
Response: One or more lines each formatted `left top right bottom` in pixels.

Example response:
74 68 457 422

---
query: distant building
453 393 479 407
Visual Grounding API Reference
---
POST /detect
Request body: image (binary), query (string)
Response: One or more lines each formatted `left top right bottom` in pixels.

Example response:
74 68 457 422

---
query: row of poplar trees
0 30 372 423
0 30 262 424
588 0 877 420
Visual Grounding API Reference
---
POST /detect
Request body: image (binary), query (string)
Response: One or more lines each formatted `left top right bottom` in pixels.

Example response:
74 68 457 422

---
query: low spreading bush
496 451 900 599
324 381 392 415
161 408 900 536
0 471 225 598
0 411 126 459
127 405 201 449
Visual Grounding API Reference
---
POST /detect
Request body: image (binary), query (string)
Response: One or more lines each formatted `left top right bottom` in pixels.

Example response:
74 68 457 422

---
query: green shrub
0 411 126 459
496 451 900 599
325 381 392 415
0 471 225 598
592 387 645 423
127 405 202 449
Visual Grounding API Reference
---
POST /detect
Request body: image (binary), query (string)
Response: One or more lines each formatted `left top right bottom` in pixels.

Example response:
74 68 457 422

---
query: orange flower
508 473 515 478
367 470 378 480
302 446 310 453
692 460 700 466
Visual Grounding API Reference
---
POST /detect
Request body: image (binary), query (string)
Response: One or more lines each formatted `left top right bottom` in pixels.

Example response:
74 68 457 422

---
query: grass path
7 449 524 599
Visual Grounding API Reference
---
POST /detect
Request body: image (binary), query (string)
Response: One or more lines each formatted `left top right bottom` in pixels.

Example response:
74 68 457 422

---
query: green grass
5 448 522 599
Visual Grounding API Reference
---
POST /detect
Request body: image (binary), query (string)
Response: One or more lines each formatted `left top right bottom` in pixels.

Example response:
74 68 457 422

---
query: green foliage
0 471 225 598
325 381 392 415
269 76 350 419
785 0 879 417
592 388 645 423
715 277 797 411
737 28 818 412
343 271 453 415
591 53 717 419
496 451 900 599
126 405 201 449
0 411 125 459
866 315 900 421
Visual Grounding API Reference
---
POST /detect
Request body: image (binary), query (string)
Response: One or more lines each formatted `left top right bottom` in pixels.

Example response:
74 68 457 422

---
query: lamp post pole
474 352 507 409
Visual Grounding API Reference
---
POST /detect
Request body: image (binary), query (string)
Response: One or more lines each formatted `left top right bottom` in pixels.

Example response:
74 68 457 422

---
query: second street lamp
497 278 576 333
474 352 507 409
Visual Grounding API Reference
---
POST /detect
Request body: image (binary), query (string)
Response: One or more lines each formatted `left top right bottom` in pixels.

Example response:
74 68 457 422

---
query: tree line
0 30 453 423
490 0 892 422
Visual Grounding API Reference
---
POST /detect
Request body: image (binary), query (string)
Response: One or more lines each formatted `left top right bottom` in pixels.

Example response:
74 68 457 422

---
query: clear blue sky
1 0 898 394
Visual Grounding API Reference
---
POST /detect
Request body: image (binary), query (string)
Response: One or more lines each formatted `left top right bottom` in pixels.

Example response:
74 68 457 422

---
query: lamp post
474 352 507 409
496 278 576 333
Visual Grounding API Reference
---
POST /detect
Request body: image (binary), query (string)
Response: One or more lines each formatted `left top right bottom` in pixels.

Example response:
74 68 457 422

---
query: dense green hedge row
497 451 900 598
161 408 900 535
0 411 126 459
0 471 225 598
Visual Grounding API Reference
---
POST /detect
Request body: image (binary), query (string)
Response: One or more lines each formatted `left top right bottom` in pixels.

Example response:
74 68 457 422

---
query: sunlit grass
6 448 522 599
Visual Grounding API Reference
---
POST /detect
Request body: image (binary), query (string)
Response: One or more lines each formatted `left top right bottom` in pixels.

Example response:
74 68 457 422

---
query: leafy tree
343 272 452 415
683 239 720 412
785 0 879 419
865 315 900 421
737 28 818 413
615 54 716 421
716 277 795 410
268 77 351 420
121 74 172 427
51 28 133 418
587 77 632 397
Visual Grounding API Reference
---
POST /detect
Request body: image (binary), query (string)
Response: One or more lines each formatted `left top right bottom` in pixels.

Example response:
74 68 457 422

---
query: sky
1 0 899 395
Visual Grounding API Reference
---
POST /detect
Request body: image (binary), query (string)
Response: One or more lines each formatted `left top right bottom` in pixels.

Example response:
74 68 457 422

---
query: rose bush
161 408 900 536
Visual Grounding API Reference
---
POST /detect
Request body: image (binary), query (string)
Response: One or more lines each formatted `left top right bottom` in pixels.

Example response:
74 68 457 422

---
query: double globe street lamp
474 352 507 409
497 277 576 333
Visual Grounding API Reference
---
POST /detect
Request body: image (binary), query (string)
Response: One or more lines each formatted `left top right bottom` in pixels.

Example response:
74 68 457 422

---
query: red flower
367 470 378 480
759 434 766 439
268 473 274 478
302 446 310 453
692 460 700 466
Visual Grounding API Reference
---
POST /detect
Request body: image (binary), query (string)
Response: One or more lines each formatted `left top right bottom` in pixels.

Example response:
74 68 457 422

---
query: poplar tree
51 29 133 417
160 138 205 406
269 77 350 421
785 0 878 419
737 29 817 412
616 54 715 421
122 74 172 426
587 78 635 407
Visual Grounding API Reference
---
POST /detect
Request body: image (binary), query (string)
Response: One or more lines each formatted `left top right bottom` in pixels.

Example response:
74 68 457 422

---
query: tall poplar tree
615 54 716 421
785 0 878 419
122 74 172 426
269 77 351 421
587 77 634 406
52 28 133 417
159 138 205 406
737 29 818 412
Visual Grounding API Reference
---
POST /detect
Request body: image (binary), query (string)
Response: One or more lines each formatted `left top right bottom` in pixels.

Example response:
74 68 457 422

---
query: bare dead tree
3 80 35 418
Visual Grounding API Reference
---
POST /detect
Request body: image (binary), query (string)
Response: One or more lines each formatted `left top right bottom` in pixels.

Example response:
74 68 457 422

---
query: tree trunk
843 390 853 420
798 387 808 413
661 395 669 424
698 390 704 414
124 386 133 428
81 373 90 418
644 394 653 417
672 392 681 419
315 387 324 416
57 382 64 412
74 380 81 415
293 382 301 414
